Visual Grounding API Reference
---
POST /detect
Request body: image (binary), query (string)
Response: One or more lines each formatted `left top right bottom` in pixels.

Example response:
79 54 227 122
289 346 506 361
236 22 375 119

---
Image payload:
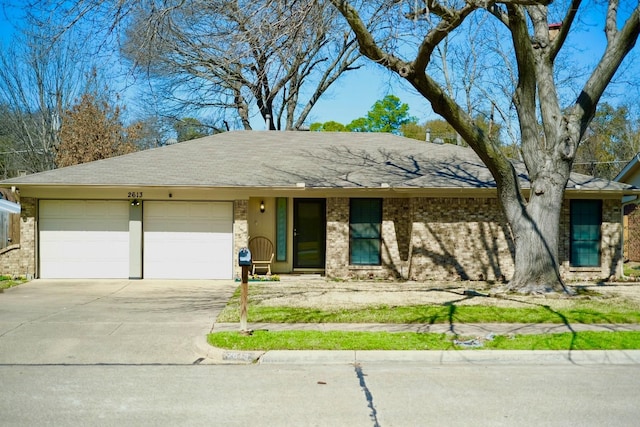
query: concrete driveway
0 279 237 364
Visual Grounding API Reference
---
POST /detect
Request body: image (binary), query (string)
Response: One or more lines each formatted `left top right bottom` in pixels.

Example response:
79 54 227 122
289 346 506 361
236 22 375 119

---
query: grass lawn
210 283 640 351
624 263 640 278
0 276 27 291
216 291 640 325
208 330 640 351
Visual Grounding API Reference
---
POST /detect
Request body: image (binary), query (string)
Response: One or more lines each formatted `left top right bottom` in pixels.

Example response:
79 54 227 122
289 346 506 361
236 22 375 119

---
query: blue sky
304 64 436 127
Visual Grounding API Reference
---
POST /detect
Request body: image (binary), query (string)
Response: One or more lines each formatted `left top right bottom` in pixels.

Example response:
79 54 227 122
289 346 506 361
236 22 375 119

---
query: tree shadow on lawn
408 287 635 353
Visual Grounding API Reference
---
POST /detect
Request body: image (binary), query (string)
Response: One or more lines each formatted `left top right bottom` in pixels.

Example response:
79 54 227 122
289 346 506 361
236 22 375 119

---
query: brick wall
326 197 414 280
325 198 350 277
408 197 514 281
0 197 36 278
382 198 411 279
233 200 248 280
600 199 623 279
324 196 624 282
325 197 515 281
625 204 640 262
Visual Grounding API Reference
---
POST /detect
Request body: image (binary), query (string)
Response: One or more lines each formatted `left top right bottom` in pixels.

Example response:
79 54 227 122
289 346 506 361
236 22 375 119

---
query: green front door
293 199 326 269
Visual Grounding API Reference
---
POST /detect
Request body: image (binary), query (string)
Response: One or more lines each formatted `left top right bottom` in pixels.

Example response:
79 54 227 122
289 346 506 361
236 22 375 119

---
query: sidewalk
197 322 640 365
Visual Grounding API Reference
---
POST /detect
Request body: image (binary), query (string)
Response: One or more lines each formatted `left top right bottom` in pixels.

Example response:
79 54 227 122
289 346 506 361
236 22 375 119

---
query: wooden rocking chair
248 236 274 275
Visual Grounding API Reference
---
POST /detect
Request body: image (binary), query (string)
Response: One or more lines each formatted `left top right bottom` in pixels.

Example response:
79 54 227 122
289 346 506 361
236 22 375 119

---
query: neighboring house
0 131 637 282
0 188 20 254
614 153 640 262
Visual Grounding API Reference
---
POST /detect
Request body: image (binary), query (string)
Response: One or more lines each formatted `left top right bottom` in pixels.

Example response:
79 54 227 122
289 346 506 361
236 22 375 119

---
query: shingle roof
0 131 634 192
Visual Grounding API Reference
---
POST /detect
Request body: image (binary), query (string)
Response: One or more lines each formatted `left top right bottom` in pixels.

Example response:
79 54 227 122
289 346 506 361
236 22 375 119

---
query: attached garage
38 200 234 280
39 200 130 279
143 201 233 279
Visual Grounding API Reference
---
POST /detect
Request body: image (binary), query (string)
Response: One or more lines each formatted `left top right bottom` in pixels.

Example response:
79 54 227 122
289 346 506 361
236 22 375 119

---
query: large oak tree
329 0 640 293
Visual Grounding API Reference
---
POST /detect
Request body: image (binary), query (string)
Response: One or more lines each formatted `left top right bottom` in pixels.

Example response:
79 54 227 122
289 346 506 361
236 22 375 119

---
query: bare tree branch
121 0 361 129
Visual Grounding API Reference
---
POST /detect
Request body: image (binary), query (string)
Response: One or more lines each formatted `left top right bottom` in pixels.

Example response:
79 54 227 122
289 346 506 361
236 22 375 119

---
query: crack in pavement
354 363 380 427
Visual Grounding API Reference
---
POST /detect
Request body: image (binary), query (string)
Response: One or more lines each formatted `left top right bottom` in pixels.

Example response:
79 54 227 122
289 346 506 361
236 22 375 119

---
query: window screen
350 198 382 265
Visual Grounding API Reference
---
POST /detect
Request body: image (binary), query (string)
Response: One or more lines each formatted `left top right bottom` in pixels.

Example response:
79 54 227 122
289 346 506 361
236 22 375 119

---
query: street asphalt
1 279 640 366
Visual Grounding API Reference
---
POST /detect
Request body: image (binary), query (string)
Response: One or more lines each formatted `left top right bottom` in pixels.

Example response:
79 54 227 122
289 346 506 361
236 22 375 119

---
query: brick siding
325 196 623 282
0 197 36 278
625 204 640 262
382 198 411 279
325 198 350 277
600 199 623 280
325 197 514 281
407 197 514 281
233 199 249 280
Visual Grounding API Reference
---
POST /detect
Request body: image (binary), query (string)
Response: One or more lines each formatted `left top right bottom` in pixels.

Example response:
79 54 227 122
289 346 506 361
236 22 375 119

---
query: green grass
216 303 640 324
213 284 640 350
207 330 640 351
483 331 640 350
623 263 640 277
0 275 27 291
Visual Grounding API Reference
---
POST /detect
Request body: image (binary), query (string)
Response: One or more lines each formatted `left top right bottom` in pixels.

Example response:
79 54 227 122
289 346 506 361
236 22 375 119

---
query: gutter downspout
620 195 639 280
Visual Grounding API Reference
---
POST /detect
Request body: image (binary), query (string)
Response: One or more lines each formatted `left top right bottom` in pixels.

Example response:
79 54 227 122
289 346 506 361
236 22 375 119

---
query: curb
258 349 640 365
193 335 264 364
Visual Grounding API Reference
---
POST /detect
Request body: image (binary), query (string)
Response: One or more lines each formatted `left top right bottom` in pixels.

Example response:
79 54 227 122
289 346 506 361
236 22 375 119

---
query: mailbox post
238 247 252 333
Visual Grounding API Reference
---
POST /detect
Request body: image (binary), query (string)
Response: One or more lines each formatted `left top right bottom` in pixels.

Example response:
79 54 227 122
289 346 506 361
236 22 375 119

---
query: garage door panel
41 218 128 232
144 220 230 234
39 201 130 279
143 202 233 279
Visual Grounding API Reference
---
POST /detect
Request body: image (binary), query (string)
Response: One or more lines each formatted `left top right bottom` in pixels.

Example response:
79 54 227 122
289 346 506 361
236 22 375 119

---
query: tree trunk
504 175 570 294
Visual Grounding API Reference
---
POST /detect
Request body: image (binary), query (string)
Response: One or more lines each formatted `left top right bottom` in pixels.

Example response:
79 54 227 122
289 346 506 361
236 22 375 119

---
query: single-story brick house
0 131 637 281
614 153 640 262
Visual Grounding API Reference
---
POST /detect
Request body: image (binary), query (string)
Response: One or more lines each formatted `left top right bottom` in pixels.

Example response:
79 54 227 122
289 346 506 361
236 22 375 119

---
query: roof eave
614 153 640 182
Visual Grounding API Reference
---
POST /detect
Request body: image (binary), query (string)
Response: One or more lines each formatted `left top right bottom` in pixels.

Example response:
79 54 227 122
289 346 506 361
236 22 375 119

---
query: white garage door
39 200 130 279
143 201 233 279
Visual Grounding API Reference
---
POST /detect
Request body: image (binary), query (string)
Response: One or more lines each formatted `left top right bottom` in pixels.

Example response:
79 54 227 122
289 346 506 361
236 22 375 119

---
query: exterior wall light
260 200 265 213
131 199 140 207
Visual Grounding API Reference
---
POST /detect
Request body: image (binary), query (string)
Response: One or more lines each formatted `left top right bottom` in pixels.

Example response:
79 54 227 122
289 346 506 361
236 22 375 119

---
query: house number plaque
127 191 143 198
